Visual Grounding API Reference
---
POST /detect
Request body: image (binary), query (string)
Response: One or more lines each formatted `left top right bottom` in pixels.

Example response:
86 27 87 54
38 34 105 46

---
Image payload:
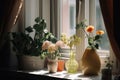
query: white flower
44 29 48 33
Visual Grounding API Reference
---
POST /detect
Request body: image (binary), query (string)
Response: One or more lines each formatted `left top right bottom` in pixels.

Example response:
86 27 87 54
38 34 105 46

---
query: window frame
59 0 110 69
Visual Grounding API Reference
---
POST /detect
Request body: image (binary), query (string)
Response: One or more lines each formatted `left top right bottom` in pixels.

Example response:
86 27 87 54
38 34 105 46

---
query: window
23 0 110 55
61 0 76 37
23 0 112 70
60 0 110 60
60 0 110 50
96 0 110 50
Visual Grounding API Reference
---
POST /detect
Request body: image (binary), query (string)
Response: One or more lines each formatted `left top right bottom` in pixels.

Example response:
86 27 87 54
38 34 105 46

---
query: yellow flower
96 30 104 35
60 33 80 50
86 25 94 33
48 44 58 53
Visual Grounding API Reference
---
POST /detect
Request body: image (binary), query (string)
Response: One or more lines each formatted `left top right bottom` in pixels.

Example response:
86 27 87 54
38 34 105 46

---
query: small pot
101 68 112 80
57 60 65 71
47 59 58 73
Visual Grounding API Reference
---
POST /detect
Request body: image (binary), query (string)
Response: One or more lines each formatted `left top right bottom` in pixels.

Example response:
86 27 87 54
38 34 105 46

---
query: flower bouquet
60 34 81 73
76 20 104 49
42 40 64 73
77 20 105 75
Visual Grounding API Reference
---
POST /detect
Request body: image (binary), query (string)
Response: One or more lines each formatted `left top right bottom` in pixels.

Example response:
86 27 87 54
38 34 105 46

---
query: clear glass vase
65 50 78 73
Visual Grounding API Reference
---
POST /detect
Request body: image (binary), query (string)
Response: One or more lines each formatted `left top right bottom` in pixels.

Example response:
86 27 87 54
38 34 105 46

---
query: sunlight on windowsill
28 70 101 80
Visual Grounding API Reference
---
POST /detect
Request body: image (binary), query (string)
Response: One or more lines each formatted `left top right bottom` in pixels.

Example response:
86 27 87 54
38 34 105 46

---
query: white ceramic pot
47 58 58 73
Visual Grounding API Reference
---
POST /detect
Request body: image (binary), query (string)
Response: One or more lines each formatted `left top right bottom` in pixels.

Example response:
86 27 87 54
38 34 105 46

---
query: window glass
61 0 76 37
61 0 110 50
96 0 110 50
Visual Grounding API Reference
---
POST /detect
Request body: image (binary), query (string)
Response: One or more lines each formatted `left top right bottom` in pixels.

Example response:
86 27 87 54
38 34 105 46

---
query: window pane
96 0 110 50
62 0 76 37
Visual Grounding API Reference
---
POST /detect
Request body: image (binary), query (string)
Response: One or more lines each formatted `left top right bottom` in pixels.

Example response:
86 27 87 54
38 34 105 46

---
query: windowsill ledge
17 69 115 80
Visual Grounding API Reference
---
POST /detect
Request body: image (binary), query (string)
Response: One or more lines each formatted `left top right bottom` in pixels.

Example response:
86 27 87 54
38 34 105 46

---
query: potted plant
42 39 65 73
76 20 105 75
101 57 113 80
11 17 57 71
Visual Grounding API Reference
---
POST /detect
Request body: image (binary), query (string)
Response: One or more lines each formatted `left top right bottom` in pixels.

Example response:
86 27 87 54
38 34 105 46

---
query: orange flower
96 30 104 35
86 25 94 33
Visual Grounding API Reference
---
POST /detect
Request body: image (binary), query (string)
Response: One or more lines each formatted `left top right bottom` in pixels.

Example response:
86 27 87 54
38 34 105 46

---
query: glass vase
65 50 78 73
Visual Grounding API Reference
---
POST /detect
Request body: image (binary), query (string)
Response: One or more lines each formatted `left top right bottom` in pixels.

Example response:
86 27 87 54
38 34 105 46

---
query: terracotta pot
47 58 58 73
81 48 101 75
57 60 65 71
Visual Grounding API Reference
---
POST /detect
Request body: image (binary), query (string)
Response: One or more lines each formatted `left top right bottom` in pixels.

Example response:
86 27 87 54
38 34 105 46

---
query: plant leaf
35 17 41 23
95 43 99 49
94 35 101 41
33 24 42 32
25 26 33 33
39 19 46 30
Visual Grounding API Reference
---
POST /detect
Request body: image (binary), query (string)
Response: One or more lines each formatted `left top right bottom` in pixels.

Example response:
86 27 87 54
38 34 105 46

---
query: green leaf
35 17 41 23
94 35 101 41
33 24 42 32
39 19 46 30
76 19 87 29
95 43 99 49
88 37 93 46
25 26 33 33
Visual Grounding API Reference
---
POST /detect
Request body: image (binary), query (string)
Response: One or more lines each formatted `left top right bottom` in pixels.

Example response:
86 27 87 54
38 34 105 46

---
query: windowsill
0 69 116 80
17 69 115 80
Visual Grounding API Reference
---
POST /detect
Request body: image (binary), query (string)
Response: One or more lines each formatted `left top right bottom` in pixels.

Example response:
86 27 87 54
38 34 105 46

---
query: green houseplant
11 17 57 56
11 17 57 70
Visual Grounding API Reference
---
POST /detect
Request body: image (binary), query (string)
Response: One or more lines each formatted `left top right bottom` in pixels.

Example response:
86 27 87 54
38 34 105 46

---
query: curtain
99 0 120 62
0 0 23 69
50 0 59 38
0 0 23 51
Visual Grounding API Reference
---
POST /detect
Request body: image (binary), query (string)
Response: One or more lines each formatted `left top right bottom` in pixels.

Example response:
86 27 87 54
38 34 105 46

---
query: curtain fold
99 0 120 62
0 0 23 69
0 0 23 51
